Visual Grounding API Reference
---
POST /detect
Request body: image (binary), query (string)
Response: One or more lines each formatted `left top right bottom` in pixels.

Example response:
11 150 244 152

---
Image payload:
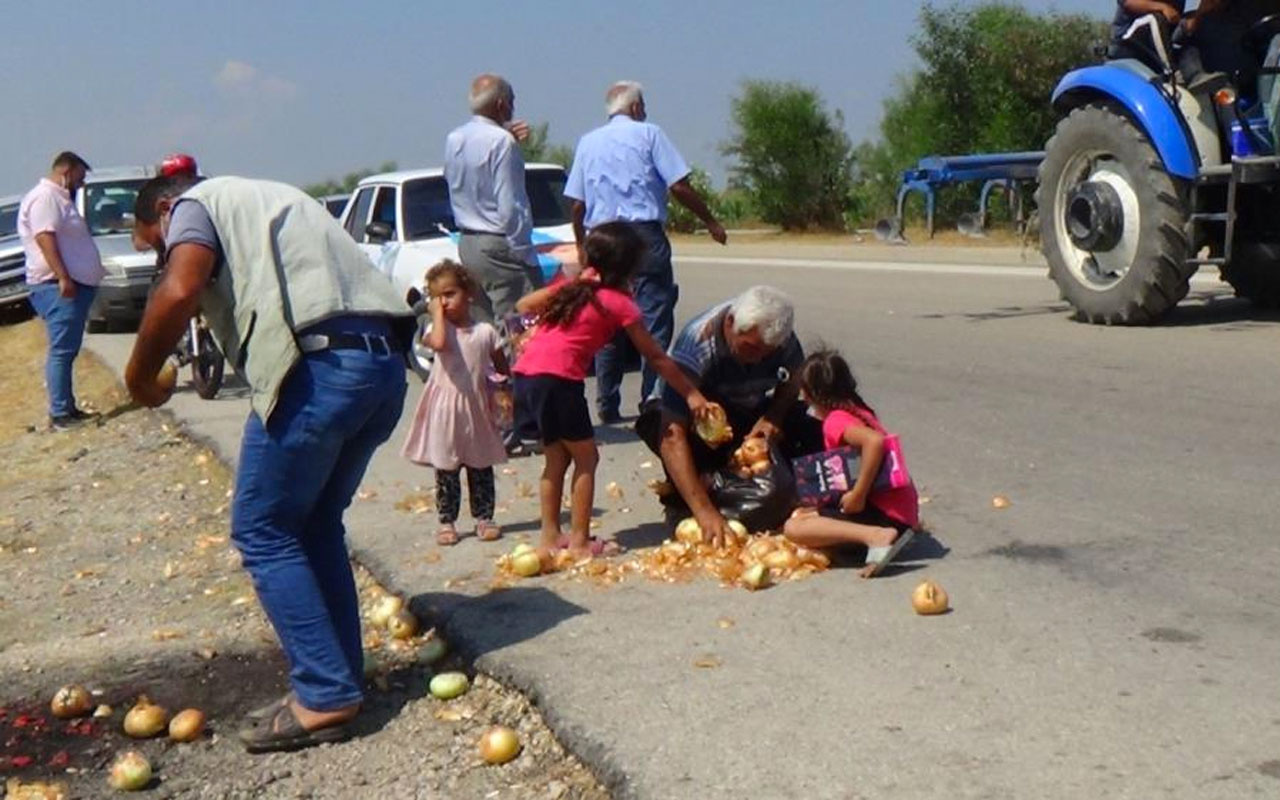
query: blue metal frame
894 152 1045 238
1052 65 1198 179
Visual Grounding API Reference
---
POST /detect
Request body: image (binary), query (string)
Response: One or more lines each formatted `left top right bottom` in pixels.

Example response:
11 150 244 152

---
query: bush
723 81 854 231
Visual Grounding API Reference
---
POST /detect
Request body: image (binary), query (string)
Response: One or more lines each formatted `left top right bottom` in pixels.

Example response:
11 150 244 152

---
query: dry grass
0 320 130 445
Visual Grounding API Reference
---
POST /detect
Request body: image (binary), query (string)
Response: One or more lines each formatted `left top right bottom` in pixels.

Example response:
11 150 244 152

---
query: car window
0 203 17 239
371 187 398 239
345 188 375 240
84 179 147 235
324 197 347 218
526 170 570 228
402 178 455 240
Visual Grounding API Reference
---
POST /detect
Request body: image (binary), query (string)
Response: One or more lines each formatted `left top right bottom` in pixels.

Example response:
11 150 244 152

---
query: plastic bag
706 444 797 533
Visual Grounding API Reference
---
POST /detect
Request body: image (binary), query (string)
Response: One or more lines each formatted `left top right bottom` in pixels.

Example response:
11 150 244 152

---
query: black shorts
514 374 594 444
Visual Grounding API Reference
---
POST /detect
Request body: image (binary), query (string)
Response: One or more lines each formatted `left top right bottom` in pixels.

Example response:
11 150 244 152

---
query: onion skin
428 672 470 700
741 562 771 591
156 362 178 392
123 698 168 739
168 708 205 742
911 580 950 615
107 750 152 791
478 726 521 764
726 520 749 541
50 684 94 719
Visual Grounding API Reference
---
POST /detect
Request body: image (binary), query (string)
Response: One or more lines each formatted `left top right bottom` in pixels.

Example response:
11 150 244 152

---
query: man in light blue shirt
565 81 726 423
445 73 541 323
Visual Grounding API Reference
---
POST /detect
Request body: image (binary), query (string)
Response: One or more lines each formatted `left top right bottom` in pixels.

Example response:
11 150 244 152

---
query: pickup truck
339 163 579 303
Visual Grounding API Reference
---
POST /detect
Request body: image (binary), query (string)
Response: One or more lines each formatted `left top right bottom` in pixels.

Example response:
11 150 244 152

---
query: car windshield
401 169 571 241
84 179 147 235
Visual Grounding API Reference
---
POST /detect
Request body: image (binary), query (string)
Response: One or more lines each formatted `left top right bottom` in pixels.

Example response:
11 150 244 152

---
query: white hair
469 74 513 113
730 286 795 347
605 81 644 116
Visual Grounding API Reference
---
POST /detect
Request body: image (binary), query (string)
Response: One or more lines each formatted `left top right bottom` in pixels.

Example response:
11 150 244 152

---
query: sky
0 0 1104 194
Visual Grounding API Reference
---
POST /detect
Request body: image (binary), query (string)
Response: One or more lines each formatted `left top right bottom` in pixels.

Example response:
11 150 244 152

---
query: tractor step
1186 257 1227 267
1190 212 1230 222
1233 156 1280 185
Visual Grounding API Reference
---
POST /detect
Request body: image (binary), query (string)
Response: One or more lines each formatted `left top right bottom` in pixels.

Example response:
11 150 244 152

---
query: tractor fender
1052 65 1198 179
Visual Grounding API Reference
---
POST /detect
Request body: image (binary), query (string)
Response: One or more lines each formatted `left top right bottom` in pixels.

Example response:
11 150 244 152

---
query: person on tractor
1110 0 1185 58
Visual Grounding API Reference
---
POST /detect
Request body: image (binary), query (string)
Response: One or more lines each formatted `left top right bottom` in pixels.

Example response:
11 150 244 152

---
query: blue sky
1 0 1102 193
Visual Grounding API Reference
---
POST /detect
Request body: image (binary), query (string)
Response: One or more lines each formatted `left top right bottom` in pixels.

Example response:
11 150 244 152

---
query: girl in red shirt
514 222 711 561
784 350 918 578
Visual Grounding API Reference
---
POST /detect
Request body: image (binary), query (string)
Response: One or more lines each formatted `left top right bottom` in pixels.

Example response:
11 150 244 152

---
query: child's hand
577 267 601 285
839 489 867 516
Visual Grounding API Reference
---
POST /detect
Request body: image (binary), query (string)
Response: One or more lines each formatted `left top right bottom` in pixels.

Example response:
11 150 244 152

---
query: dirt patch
0 320 609 799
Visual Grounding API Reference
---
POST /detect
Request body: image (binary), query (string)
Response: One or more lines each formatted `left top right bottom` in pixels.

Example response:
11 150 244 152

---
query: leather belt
297 332 393 356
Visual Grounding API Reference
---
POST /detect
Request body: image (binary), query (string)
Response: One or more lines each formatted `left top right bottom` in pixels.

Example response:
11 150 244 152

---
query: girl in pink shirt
514 222 711 561
783 350 918 578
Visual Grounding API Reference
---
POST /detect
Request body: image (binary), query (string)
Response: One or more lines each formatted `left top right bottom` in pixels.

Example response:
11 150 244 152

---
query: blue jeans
594 222 677 415
28 281 97 418
231 346 406 711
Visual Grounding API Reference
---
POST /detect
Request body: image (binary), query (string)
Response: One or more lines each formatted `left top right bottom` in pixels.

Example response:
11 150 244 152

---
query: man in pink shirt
19 151 105 429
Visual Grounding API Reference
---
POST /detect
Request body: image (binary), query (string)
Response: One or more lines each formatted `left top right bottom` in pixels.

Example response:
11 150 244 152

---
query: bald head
605 81 645 119
470 73 514 121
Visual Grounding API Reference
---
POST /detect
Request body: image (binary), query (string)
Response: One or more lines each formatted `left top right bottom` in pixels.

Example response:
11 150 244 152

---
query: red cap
159 153 198 177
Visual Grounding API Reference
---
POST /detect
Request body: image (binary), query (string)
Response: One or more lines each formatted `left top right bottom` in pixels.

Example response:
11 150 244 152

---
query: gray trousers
457 233 543 323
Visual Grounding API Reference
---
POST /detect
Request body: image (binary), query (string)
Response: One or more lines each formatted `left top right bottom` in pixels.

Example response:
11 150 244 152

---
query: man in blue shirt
445 73 540 323
565 81 727 423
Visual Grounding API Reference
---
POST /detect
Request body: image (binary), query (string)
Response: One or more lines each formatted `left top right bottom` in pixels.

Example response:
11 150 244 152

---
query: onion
726 520 749 541
370 595 404 628
911 580 950 615
123 697 168 739
50 684 93 719
510 543 535 557
693 405 732 447
762 549 799 572
418 635 448 666
156 362 178 392
428 671 470 700
674 517 702 544
511 551 542 577
795 546 831 569
107 750 152 791
168 708 205 742
94 704 114 719
478 726 521 764
741 562 771 591
387 608 418 640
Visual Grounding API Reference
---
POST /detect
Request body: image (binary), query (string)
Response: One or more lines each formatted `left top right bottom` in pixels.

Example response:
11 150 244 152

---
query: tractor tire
1223 240 1280 308
1037 104 1194 324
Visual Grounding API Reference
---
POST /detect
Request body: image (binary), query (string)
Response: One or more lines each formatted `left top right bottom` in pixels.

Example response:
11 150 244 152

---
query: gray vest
183 177 411 420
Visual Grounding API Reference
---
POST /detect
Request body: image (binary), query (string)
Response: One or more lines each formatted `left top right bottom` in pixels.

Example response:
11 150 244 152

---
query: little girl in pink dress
402 260 508 545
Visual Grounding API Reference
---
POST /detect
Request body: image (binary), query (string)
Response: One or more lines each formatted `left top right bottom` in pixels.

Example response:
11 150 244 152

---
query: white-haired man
444 73 541 323
566 80 727 424
637 286 817 547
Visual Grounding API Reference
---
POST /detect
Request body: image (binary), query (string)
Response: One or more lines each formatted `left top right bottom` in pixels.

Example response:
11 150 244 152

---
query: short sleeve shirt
655 302 804 421
18 179 104 286
167 199 225 263
564 115 690 228
513 284 642 381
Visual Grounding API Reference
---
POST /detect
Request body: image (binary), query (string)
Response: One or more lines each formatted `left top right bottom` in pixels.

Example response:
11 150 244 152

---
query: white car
0 194 26 309
339 163 579 303
77 166 165 331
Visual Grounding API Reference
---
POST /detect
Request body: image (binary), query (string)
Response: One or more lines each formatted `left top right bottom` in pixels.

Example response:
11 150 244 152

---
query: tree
723 81 854 231
303 161 398 198
520 122 574 169
850 2 1108 222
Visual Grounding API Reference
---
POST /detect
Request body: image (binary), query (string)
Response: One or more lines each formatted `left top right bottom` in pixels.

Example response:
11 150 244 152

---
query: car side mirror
365 221 394 244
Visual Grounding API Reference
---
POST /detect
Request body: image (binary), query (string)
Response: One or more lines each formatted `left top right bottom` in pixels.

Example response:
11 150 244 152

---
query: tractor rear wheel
1037 104 1194 324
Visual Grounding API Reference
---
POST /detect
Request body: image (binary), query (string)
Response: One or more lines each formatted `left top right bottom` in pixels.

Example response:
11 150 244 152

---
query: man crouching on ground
125 174 415 753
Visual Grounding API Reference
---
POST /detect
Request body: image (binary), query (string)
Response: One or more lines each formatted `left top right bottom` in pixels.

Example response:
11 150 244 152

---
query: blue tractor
1038 9 1280 323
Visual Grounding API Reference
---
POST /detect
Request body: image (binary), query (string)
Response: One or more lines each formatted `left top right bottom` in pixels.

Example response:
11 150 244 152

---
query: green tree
850 2 1108 223
723 81 854 231
520 122 574 169
303 161 398 198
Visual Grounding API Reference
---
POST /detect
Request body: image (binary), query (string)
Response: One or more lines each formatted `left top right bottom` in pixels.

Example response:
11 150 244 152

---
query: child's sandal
436 524 460 546
475 521 502 542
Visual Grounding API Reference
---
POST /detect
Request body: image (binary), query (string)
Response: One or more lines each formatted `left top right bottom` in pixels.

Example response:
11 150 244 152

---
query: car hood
95 233 154 265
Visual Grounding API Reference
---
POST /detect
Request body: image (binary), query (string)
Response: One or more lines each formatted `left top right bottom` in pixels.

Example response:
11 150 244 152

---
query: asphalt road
88 245 1280 799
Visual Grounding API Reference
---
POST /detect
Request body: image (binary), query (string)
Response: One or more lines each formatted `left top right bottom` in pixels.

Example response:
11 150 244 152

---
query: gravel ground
0 320 609 799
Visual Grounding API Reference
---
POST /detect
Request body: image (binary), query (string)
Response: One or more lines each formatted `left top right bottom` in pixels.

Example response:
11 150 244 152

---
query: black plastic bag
706 444 797 533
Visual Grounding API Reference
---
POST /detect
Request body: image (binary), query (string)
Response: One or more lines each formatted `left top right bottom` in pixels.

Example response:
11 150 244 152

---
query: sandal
436 524 459 546
245 692 292 722
555 535 624 557
475 520 502 541
861 529 916 579
238 702 352 754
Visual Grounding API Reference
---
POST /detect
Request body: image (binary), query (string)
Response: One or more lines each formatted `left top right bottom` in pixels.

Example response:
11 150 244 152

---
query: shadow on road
1159 292 1280 329
414 586 589 663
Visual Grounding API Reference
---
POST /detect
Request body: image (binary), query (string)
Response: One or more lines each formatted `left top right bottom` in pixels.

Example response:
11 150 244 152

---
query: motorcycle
173 314 224 399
